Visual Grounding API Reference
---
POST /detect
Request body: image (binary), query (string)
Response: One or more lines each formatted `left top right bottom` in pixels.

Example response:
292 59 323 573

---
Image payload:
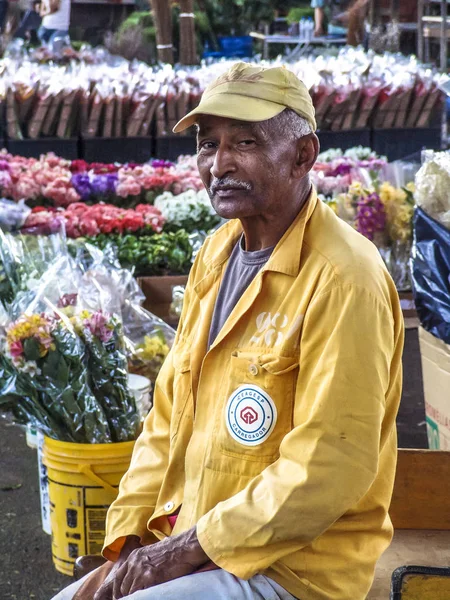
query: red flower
79 218 100 237
90 163 119 175
122 211 144 232
70 160 89 174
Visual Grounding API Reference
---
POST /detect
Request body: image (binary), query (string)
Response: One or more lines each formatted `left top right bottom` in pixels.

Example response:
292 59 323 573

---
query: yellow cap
173 62 316 133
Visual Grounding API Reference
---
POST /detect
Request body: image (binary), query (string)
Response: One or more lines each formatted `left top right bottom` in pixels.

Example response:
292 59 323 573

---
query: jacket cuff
196 513 257 580
102 529 159 561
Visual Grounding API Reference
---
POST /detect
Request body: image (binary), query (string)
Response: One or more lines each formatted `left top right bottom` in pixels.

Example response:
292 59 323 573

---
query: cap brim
173 93 286 133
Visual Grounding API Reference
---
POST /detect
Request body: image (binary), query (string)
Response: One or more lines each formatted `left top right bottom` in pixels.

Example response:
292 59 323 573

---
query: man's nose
210 145 237 180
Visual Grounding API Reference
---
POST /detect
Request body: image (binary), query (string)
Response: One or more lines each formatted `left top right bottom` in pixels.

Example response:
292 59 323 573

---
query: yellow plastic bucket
43 437 135 576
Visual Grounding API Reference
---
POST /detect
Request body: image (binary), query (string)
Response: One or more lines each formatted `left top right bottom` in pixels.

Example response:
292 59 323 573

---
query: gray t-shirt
208 236 274 348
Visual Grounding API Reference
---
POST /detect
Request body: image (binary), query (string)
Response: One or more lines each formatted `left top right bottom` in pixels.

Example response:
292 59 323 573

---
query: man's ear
292 133 320 179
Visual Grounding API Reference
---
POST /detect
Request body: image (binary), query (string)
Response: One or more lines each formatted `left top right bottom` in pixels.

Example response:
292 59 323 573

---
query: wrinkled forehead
196 115 265 136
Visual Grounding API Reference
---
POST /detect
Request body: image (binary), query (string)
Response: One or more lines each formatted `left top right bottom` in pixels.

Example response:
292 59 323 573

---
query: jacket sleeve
102 257 200 561
196 283 400 579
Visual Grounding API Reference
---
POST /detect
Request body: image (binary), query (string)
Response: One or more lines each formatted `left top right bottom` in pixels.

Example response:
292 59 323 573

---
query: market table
249 32 347 60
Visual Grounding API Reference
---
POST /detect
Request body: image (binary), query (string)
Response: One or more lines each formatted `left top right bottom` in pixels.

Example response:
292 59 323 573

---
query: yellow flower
6 314 54 346
136 335 170 362
60 306 75 318
327 199 338 214
348 181 365 196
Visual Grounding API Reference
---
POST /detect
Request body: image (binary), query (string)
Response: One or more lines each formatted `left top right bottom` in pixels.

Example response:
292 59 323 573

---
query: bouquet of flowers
0 311 112 443
335 179 415 290
0 243 141 443
379 181 415 244
72 308 140 442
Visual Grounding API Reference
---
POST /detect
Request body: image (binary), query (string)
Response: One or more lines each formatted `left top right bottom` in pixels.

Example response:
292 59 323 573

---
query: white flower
11 358 41 376
317 148 343 163
154 189 216 228
415 152 450 229
343 146 375 161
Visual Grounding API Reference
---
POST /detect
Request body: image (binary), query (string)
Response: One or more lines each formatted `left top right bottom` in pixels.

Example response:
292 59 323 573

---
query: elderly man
53 62 404 600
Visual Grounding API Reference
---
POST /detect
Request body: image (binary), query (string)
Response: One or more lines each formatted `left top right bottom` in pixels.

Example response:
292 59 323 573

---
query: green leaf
41 350 69 387
23 337 41 362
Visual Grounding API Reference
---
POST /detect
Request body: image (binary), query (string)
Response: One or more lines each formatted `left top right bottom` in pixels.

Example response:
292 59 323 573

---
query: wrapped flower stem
75 310 140 443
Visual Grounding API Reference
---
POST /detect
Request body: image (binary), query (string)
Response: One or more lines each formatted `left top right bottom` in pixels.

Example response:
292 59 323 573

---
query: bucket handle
79 464 119 497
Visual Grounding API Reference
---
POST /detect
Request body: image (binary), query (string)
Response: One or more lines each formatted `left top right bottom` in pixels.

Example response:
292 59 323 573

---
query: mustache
209 177 252 196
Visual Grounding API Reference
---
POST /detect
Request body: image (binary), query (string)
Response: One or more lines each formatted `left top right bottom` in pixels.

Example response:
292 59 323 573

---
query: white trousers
50 568 298 600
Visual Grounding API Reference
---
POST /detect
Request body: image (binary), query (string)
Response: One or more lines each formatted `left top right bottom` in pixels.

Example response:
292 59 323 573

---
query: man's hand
93 527 212 600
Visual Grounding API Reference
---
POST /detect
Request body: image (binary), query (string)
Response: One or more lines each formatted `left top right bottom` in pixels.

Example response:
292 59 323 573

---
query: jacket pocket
213 351 299 465
170 343 192 442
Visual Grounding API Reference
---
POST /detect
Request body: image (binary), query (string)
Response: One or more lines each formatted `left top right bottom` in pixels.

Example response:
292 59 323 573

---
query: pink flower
43 181 80 208
116 178 141 198
79 218 100 237
99 326 113 343
14 177 41 201
38 333 54 349
0 170 13 195
9 340 24 358
84 311 113 343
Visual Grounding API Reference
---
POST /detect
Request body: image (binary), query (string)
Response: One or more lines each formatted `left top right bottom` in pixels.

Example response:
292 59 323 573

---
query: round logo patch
225 384 277 446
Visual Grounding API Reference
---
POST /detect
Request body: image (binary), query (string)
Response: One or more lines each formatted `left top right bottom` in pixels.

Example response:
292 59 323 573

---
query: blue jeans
51 568 299 600
37 26 68 44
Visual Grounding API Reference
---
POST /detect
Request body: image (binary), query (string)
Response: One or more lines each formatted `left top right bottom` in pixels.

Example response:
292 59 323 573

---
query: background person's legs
37 25 55 43
49 28 69 41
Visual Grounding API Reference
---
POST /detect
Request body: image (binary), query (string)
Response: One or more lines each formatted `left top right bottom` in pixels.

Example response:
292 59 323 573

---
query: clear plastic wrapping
0 236 141 443
0 47 445 141
0 302 113 444
123 301 175 385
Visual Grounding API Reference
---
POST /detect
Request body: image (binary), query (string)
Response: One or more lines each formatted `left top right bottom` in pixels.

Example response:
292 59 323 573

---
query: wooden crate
137 275 189 321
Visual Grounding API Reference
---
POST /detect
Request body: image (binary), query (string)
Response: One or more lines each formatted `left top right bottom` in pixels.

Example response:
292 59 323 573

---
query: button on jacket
104 190 404 600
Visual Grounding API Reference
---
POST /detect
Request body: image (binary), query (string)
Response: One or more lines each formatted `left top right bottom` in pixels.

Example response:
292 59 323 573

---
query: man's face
196 115 297 220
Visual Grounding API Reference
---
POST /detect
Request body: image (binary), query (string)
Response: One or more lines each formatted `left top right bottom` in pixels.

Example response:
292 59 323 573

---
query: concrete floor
0 328 427 600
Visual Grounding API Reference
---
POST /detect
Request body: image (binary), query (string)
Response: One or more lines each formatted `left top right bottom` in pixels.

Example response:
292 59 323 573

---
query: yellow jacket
104 190 404 600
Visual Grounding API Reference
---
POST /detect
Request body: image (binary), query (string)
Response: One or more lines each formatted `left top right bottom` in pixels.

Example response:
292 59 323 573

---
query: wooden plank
368 530 450 599
390 450 450 530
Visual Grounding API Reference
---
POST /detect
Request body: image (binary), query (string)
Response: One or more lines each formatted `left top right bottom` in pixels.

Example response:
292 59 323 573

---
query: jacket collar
201 187 318 278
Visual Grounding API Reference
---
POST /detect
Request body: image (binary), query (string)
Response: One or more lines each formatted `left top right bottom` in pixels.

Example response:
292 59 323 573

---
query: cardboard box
419 327 450 450
137 275 189 321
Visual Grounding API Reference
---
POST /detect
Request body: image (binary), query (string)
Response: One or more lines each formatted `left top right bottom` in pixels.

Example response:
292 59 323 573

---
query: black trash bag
412 206 450 344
